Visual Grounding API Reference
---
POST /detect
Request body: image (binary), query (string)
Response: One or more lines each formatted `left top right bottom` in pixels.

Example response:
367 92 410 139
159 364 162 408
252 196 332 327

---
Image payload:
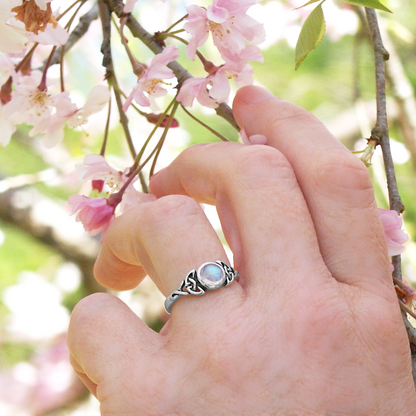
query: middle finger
150 142 330 299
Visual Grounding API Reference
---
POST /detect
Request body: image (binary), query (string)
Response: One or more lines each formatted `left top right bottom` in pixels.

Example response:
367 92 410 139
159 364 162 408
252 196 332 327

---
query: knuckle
141 194 201 225
68 293 113 347
310 152 374 207
226 145 295 189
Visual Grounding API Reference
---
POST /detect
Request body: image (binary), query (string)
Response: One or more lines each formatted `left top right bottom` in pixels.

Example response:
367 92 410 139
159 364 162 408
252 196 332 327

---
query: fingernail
237 86 276 105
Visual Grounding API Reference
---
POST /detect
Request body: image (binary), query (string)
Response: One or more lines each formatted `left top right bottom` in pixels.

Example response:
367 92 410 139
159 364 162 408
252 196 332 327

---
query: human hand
67 86 416 415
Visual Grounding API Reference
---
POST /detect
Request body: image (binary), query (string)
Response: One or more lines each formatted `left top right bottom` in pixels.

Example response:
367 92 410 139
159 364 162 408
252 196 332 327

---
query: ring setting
164 261 238 314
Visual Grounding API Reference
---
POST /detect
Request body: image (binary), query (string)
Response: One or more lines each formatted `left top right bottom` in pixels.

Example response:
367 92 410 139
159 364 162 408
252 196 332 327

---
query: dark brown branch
50 2 100 65
103 0 239 131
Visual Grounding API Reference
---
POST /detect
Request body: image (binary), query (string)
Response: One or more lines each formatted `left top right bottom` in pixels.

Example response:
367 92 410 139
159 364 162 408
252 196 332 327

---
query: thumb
67 293 161 398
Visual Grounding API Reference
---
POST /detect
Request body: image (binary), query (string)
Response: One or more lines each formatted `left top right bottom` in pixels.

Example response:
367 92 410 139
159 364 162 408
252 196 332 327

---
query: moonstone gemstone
198 262 225 290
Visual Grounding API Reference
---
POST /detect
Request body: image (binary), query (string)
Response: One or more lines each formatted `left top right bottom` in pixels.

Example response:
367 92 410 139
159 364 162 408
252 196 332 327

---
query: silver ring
164 261 238 314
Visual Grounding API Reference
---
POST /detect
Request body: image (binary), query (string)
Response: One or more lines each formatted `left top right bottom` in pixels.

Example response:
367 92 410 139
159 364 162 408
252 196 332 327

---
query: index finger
232 86 391 290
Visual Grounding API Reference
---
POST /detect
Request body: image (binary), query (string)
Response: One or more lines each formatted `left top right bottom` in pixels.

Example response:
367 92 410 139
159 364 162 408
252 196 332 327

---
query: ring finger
95 194 243 320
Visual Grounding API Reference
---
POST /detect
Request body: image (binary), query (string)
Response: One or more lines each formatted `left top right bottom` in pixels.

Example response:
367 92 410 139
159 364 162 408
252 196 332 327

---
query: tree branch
365 8 404 214
365 7 416 385
0 185 104 295
365 8 405 283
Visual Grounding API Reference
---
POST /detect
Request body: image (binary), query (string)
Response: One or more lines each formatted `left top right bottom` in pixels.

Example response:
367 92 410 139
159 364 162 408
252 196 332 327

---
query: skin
67 86 416 416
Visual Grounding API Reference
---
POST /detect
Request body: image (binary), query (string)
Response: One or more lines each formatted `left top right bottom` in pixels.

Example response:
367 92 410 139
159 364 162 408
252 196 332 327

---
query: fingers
94 195 242 316
94 238 147 291
67 293 160 399
231 86 391 289
150 143 330 299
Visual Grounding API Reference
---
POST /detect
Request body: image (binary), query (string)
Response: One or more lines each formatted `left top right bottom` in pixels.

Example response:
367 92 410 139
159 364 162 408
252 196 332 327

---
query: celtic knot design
217 260 238 286
164 261 238 314
170 270 206 301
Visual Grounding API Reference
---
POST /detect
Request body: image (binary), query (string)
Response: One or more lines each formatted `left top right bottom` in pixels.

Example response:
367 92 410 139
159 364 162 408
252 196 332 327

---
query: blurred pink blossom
124 0 139 13
5 80 109 147
379 208 408 256
123 45 179 109
0 335 84 415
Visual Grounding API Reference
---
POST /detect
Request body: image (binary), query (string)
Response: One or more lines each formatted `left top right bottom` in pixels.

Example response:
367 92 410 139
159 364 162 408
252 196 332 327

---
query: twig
98 0 148 192
50 3 100 65
180 105 230 142
365 7 416 384
365 8 404 214
97 0 135 157
365 8 405 284
103 0 239 131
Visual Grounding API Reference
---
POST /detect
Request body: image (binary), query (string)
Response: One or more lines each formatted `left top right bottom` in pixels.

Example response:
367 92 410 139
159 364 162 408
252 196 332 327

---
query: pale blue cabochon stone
198 262 226 290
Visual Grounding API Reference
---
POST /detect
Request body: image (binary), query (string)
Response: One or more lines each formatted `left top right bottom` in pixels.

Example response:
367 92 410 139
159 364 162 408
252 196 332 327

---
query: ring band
164 261 238 314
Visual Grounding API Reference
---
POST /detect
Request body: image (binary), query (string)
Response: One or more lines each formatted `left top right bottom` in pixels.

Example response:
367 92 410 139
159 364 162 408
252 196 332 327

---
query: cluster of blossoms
177 0 265 108
71 0 266 235
0 0 110 147
123 0 265 110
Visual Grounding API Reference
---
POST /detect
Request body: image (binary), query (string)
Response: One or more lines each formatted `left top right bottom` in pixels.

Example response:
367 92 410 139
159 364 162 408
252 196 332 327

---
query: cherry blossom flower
74 153 155 214
67 194 119 237
76 154 124 192
123 46 179 110
29 22 69 45
177 61 254 108
0 2 28 53
68 85 111 127
176 77 218 108
379 208 408 256
6 81 109 147
184 0 265 61
68 154 157 237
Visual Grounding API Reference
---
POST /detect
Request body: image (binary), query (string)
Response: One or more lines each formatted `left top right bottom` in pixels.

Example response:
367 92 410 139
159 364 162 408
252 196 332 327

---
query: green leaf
294 0 321 10
342 0 392 13
295 2 326 70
